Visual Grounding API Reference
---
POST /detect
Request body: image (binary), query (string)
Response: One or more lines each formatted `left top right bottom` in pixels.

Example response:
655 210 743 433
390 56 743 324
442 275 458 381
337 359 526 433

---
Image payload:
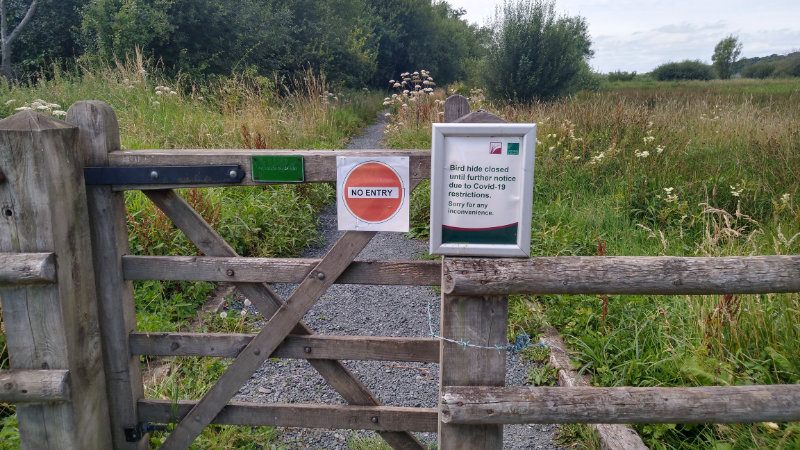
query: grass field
387 77 800 449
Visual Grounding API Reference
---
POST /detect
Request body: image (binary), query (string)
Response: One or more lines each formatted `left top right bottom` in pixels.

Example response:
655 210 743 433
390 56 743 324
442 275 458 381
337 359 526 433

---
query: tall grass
386 78 800 449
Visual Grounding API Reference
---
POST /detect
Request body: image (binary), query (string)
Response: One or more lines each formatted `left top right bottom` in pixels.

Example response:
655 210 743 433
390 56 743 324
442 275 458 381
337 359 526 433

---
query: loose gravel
229 112 562 449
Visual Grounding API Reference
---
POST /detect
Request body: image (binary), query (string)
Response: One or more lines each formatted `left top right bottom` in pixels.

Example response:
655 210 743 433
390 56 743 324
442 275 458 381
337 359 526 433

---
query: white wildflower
220 311 228 319
656 145 664 154
169 91 177 95
780 193 790 205
730 185 743 197
663 187 674 194
122 78 129 84
155 91 163 96
47 103 60 109
548 146 556 151
634 150 650 158
152 101 160 106
244 299 251 307
665 194 678 203
36 105 50 110
590 152 605 164
240 309 247 317
197 96 204 101
643 135 655 144
53 110 67 117
14 106 32 111
572 156 581 161
4 99 15 105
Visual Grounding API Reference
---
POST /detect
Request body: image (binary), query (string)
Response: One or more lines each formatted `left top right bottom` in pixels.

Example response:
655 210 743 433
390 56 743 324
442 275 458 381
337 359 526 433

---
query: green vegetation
385 77 800 449
712 35 742 80
483 0 593 100
652 60 715 81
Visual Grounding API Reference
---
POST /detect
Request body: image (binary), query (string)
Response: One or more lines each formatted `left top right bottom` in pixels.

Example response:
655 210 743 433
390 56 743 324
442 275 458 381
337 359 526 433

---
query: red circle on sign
343 162 404 223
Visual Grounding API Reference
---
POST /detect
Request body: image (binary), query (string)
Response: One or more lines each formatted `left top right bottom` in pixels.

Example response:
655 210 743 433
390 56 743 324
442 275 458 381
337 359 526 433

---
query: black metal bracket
85 165 245 185
124 422 167 442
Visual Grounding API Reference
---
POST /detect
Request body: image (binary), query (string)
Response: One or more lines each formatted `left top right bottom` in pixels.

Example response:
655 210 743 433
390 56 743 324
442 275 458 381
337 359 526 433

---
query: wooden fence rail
0 252 56 285
0 370 71 403
444 256 800 295
441 385 800 425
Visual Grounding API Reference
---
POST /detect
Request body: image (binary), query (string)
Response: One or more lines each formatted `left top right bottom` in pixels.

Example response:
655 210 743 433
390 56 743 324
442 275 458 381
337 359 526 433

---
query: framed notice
430 123 536 257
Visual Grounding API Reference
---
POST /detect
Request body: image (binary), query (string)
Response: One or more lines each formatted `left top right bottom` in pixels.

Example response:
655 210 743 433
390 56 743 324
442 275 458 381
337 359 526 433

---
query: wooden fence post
0 110 112 448
438 97 508 449
66 101 147 449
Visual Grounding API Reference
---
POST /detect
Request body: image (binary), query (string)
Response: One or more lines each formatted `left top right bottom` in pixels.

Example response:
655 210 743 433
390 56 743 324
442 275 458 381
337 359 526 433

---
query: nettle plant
384 70 442 130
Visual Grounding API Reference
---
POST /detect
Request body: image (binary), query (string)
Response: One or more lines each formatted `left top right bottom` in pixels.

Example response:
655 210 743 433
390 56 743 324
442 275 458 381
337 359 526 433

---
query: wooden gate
1 99 800 450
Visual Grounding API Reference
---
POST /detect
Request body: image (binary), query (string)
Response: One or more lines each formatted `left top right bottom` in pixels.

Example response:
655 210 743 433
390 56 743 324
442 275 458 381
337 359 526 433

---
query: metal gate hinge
124 422 167 442
85 165 245 185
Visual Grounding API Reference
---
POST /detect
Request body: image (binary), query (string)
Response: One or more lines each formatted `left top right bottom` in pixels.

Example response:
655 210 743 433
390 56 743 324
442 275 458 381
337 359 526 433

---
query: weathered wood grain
130 332 440 362
0 369 70 403
0 110 111 449
122 255 441 285
0 252 56 285
160 230 377 448
146 189 426 449
440 385 800 424
452 110 506 124
139 399 438 432
443 95 470 123
443 255 800 296
68 100 148 450
105 149 430 190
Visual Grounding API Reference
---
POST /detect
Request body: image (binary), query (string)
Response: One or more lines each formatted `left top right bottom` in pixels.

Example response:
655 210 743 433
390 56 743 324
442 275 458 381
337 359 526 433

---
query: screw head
316 272 325 280
371 416 378 423
149 170 159 180
229 170 238 179
304 346 312 353
226 269 235 277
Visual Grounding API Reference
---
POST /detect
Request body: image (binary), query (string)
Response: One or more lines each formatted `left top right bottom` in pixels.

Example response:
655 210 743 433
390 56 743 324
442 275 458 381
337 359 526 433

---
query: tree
712 35 742 80
1 0 38 78
652 60 714 81
483 0 593 101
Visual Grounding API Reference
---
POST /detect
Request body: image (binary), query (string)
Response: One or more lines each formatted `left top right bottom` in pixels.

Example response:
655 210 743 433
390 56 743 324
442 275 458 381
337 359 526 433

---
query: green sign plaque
251 155 304 183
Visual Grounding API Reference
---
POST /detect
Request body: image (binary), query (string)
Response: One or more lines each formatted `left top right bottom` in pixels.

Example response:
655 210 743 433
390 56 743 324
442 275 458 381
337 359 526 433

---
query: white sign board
430 123 536 257
337 156 409 232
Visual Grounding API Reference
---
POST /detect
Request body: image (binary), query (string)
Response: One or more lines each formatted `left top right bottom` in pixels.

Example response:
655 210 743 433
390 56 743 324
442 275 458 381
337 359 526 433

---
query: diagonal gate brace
146 190 425 449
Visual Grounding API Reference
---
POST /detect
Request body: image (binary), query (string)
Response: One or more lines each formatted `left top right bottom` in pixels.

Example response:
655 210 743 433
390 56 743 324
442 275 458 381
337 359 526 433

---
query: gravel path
231 112 562 449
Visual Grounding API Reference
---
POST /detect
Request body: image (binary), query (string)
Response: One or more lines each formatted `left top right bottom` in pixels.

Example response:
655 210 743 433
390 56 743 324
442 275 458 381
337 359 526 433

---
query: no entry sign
337 157 409 231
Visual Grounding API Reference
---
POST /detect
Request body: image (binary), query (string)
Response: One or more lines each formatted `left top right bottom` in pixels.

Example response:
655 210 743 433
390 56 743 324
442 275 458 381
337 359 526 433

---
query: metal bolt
226 269 235 277
316 272 325 280
229 170 238 179
304 346 312 353
371 416 378 423
487 409 494 415
456 402 464 407
149 170 159 180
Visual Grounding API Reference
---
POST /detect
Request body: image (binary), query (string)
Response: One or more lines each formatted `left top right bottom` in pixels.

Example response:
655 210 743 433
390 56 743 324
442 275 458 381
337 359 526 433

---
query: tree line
3 0 600 101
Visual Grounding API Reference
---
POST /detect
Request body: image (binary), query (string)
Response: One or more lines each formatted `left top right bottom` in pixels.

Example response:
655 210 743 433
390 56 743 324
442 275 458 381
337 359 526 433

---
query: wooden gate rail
441 385 800 424
0 252 57 285
100 148 430 191
130 333 440 362
122 255 441 285
0 370 71 403
443 256 800 295
139 400 438 432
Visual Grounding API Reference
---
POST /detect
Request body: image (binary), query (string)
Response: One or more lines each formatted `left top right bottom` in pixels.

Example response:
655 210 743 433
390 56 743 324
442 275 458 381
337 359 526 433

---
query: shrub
741 61 776 79
607 70 637 82
652 60 714 81
483 0 593 101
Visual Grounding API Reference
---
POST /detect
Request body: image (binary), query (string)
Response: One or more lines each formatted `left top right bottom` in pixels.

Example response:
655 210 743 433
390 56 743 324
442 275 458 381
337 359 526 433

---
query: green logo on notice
507 142 520 155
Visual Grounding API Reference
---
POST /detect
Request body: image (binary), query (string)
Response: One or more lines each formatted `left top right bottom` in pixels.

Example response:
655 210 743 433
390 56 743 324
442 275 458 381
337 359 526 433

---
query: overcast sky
447 0 800 73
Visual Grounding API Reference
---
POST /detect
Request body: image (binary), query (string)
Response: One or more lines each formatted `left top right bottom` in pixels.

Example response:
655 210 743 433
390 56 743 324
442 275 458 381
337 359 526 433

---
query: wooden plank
443 95 470 123
0 110 111 449
440 385 800 424
106 149 431 190
68 100 148 450
453 110 506 124
122 255 441 285
129 332 440 362
443 255 800 296
160 230 377 448
146 189 426 449
0 252 56 285
0 370 70 403
139 399 438 432
438 101 508 450
539 327 647 450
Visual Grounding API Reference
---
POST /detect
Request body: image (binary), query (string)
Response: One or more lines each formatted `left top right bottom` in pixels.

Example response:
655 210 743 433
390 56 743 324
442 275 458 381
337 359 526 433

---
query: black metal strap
85 165 245 185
